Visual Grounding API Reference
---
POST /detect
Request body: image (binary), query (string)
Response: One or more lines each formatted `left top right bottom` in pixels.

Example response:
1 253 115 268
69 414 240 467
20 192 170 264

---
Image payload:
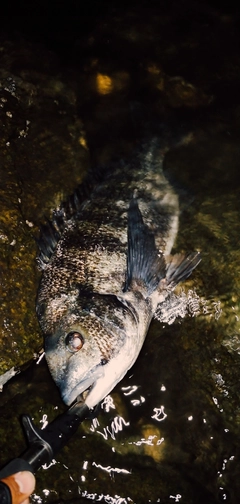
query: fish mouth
61 364 104 406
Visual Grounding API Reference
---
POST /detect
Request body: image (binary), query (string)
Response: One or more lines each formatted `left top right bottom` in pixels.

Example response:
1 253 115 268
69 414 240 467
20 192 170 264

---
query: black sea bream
36 139 201 409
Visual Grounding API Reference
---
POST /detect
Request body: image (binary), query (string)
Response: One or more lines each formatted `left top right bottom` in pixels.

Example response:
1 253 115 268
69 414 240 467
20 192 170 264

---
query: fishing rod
0 400 90 504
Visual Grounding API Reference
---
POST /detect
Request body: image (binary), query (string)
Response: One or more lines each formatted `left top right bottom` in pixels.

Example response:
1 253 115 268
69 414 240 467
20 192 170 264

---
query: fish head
37 289 139 407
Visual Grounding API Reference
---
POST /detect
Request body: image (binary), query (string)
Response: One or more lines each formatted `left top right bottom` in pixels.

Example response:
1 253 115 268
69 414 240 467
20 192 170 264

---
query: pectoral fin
125 198 166 295
125 198 201 297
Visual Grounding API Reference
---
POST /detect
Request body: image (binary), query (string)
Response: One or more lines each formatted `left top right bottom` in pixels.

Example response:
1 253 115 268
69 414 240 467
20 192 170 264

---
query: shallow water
1 1 240 503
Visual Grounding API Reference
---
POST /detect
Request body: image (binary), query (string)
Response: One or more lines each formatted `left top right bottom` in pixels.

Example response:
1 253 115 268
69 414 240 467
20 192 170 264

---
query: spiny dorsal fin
125 198 166 295
36 167 105 269
36 216 63 269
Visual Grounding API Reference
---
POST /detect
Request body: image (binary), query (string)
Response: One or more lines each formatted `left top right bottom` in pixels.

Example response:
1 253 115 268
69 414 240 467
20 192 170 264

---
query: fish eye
65 331 84 353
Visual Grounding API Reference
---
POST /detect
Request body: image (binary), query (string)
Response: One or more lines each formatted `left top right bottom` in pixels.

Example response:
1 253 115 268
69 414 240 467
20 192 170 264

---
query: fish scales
36 139 201 408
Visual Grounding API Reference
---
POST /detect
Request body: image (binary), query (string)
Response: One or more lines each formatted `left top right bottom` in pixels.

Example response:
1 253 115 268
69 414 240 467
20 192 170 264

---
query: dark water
1 1 240 503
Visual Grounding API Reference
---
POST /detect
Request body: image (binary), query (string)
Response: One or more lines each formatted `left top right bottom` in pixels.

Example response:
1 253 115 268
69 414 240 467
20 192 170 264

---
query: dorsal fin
36 168 104 269
36 215 63 268
124 198 166 295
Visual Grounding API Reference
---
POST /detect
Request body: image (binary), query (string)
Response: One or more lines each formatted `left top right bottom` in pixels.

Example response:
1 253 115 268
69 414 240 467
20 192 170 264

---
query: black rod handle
0 402 90 503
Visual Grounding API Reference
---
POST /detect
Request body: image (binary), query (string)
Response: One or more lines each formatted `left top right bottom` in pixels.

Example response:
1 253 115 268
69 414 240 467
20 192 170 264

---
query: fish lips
61 363 105 406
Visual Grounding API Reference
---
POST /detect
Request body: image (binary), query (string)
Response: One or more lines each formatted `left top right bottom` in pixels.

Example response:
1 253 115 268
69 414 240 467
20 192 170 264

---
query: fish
36 138 201 410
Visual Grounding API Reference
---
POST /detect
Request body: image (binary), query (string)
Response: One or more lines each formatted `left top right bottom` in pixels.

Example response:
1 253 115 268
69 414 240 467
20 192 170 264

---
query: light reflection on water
92 462 131 475
151 405 167 421
155 288 223 325
90 415 130 441
79 490 133 503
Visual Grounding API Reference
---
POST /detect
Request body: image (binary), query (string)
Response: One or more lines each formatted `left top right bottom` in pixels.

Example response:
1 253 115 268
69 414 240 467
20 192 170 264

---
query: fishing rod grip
0 458 34 504
0 403 90 503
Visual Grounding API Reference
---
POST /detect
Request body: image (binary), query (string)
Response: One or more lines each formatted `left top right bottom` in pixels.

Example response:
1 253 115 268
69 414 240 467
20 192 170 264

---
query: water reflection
121 385 139 396
151 405 167 422
91 416 130 441
92 462 131 476
79 490 132 503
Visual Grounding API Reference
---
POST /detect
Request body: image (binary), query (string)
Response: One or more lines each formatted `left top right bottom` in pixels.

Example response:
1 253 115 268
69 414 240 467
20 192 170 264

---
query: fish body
36 139 200 409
